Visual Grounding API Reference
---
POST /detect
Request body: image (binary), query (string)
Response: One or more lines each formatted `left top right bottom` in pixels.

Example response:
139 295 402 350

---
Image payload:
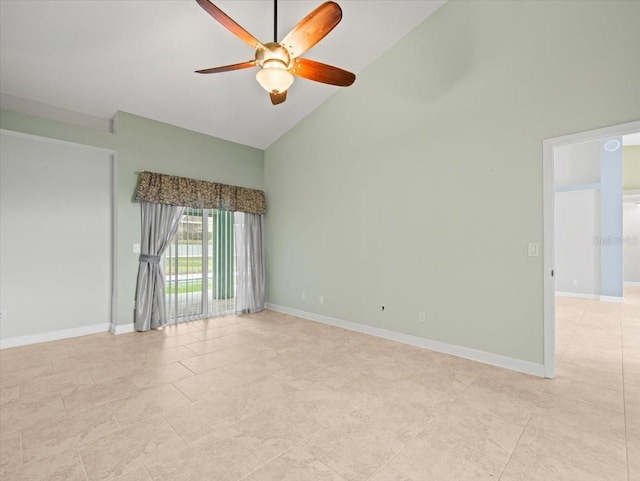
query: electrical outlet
418 311 426 323
0 309 5 321
319 295 324 304
301 292 306 300
572 280 578 286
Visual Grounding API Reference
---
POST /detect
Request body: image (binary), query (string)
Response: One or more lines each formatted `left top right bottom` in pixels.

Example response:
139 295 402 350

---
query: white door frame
542 119 640 378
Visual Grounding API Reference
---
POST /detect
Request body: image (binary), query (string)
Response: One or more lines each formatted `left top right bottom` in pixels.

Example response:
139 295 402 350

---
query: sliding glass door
165 208 235 323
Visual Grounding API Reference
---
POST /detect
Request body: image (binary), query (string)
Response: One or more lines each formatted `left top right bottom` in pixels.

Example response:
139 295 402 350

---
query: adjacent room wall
623 146 640 190
0 133 113 343
554 190 600 297
264 0 640 366
0 109 263 332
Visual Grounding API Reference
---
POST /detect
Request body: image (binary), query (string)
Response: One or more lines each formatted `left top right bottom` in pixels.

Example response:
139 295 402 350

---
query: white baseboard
111 322 135 335
556 292 600 300
624 282 640 287
266 303 545 378
556 292 624 302
0 323 111 350
600 296 623 303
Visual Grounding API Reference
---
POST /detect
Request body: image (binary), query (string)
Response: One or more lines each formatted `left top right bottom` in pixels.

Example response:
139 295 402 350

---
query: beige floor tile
183 336 238 355
188 324 248 341
187 428 264 479
19 369 94 402
3 448 86 481
500 421 627 481
143 442 232 481
0 394 66 434
1 297 636 481
300 416 404 481
281 379 366 425
139 345 199 366
560 347 623 374
79 415 185 481
545 376 624 413
162 392 260 444
389 400 522 481
369 467 412 481
21 406 120 463
0 362 54 387
147 333 200 349
217 341 275 362
222 358 285 383
225 375 299 411
241 446 347 481
113 467 152 481
456 367 546 427
626 383 640 406
171 368 245 402
556 360 623 391
529 392 626 442
108 383 191 427
226 406 322 462
627 401 640 442
178 350 238 374
62 376 138 414
346 395 439 443
0 429 21 473
130 363 194 391
0 384 19 405
160 323 203 337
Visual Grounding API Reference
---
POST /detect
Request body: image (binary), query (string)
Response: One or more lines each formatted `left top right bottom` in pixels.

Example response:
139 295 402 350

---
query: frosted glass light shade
256 60 294 94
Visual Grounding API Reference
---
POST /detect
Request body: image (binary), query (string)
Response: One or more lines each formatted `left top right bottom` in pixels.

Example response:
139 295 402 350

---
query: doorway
542 120 640 378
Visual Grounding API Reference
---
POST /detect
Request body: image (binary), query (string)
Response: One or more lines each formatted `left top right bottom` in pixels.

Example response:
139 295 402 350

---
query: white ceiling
0 0 446 149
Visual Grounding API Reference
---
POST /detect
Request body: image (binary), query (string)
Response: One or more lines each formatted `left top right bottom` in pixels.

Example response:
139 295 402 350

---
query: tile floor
0 287 638 481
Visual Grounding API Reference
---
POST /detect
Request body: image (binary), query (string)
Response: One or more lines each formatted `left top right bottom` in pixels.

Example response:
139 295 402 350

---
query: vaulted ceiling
0 0 446 149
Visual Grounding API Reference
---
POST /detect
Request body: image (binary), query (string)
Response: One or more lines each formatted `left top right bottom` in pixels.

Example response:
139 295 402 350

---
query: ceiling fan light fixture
256 59 294 94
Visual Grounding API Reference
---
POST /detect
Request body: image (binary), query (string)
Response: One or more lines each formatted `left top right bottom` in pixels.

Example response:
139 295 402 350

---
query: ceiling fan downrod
274 0 277 43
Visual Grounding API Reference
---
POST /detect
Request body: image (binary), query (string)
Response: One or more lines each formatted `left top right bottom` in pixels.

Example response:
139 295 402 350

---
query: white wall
623 195 640 283
0 132 113 346
554 190 600 296
555 141 600 188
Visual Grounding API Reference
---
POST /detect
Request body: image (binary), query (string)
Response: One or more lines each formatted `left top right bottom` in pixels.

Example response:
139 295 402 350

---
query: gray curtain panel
235 212 266 314
135 201 185 331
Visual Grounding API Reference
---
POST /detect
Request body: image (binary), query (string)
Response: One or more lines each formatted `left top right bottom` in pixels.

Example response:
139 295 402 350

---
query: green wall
624 146 640 190
0 109 263 326
265 0 640 364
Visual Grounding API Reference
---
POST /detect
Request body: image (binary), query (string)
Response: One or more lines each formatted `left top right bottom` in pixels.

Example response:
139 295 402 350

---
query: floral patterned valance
134 171 266 215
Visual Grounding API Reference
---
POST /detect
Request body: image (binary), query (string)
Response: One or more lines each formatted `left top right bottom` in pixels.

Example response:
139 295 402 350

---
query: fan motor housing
256 42 292 69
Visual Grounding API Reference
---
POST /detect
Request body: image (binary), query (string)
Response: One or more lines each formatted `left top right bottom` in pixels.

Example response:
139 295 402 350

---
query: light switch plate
133 243 141 254
528 243 539 257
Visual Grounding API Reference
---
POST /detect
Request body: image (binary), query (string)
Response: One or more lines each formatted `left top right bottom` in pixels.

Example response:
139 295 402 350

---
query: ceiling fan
195 0 356 105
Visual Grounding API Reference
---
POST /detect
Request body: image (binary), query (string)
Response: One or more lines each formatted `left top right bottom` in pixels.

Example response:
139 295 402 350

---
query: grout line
620 302 631 481
496 381 546 480
77 447 90 481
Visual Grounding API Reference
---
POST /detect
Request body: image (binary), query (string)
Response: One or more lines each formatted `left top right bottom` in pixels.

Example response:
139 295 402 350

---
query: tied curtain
134 202 185 331
235 213 266 314
134 171 266 331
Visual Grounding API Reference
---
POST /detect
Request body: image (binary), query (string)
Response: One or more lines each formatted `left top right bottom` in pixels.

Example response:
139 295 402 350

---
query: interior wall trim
266 304 545 378
111 322 135 335
555 292 600 300
0 323 111 350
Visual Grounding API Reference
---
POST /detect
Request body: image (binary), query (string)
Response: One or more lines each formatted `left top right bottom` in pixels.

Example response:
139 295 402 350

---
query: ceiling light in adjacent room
604 139 621 152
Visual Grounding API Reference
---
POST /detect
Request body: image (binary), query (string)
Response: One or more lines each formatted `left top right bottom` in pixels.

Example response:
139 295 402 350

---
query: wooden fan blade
281 1 342 59
291 58 355 87
270 91 287 105
196 0 264 50
195 60 257 74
